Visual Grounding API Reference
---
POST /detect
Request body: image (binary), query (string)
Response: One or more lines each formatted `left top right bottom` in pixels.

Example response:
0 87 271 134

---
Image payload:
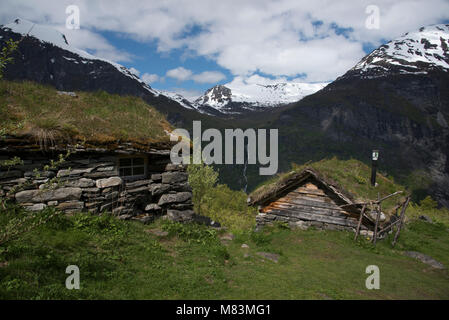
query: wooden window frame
117 155 148 180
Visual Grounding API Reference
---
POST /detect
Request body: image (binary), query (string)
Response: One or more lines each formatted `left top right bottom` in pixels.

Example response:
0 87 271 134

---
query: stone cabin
0 135 195 223
248 168 375 232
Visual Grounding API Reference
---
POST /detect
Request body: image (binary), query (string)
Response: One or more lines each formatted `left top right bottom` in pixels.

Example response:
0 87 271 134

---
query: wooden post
371 192 380 243
392 196 410 247
354 204 366 241
373 201 382 245
378 219 401 235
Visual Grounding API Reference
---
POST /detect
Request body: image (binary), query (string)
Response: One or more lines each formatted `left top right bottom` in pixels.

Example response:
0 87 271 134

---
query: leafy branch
0 38 19 80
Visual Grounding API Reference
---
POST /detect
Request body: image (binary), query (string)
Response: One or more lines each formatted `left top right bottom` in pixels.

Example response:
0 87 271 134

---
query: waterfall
243 143 248 193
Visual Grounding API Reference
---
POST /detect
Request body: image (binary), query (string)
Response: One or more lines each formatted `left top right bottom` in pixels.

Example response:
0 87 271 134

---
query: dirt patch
256 252 280 263
145 228 169 237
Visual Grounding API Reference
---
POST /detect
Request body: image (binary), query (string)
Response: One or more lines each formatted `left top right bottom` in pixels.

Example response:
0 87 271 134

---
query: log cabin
248 168 375 232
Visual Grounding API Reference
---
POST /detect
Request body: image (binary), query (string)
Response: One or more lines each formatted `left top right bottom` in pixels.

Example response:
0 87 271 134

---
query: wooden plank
290 191 328 200
281 193 332 203
268 208 357 227
266 202 348 217
278 197 342 211
301 182 319 190
294 189 325 196
295 187 326 196
267 198 344 212
287 192 334 203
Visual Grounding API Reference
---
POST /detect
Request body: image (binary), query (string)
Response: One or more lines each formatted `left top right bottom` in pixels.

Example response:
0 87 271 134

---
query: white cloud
166 67 226 83
1 0 449 82
141 73 159 84
166 67 193 81
191 71 226 83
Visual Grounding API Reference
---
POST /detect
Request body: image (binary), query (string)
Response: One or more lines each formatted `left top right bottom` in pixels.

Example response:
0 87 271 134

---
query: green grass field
1 207 448 300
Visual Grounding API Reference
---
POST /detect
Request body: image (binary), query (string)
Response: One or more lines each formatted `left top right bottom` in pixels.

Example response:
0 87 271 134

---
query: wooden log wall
260 180 359 228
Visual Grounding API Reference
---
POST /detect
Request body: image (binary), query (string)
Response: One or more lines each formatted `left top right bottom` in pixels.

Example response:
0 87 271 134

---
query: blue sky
1 0 449 99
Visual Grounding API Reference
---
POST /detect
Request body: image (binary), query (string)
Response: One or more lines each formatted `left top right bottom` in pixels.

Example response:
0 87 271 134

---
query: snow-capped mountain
349 24 449 78
193 82 328 115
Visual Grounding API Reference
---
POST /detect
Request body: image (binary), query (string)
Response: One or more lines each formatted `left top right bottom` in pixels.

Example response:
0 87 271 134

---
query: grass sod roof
249 158 408 218
248 168 355 207
0 80 174 152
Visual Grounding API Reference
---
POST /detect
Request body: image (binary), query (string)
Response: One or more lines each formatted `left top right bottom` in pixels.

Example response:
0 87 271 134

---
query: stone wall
0 151 194 223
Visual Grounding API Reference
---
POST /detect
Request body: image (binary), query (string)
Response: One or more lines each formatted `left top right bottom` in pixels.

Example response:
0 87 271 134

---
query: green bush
420 196 438 210
187 164 257 231
187 163 218 215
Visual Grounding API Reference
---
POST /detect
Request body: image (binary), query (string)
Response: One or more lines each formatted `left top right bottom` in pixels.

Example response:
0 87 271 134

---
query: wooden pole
378 219 401 235
373 193 381 245
373 200 382 245
340 190 402 208
354 204 366 241
377 191 403 203
392 196 410 247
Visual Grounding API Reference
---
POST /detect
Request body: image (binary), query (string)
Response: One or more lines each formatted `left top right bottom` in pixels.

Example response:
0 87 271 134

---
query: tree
187 163 218 215
0 38 19 80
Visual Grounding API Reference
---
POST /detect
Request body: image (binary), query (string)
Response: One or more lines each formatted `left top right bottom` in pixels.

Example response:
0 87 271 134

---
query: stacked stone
147 163 194 223
0 153 194 223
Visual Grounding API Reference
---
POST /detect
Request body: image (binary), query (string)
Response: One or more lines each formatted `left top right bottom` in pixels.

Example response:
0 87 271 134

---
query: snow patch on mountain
353 24 449 76
193 81 328 114
159 91 195 110
228 82 328 106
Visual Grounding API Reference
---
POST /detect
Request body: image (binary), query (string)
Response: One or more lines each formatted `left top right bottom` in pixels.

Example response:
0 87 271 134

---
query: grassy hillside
0 205 448 300
0 80 172 146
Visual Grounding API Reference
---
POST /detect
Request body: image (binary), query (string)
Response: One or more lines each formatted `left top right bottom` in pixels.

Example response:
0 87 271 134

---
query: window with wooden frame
118 156 147 179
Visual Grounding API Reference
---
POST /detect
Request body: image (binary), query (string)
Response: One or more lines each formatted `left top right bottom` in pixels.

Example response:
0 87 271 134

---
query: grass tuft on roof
0 80 173 147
